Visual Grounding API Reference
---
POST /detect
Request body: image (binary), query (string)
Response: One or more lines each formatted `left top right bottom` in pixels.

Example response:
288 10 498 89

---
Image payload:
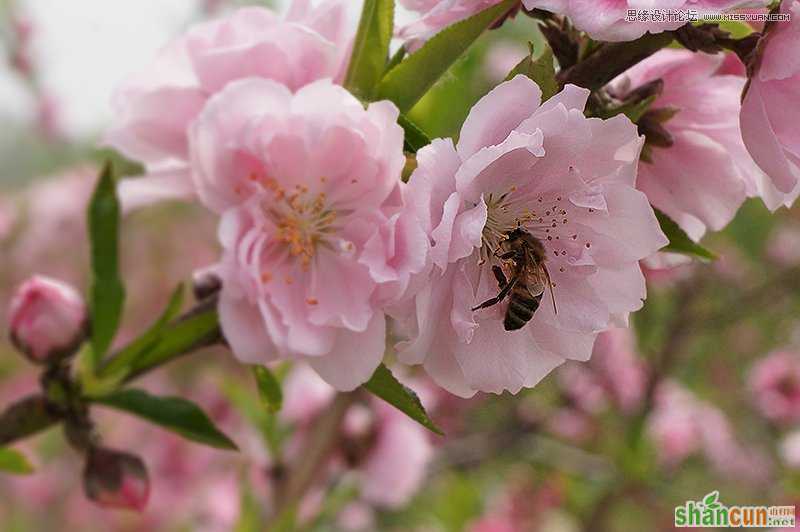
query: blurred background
1 1 800 530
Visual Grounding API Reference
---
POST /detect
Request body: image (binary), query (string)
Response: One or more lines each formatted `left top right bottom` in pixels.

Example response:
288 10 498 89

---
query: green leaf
376 0 516 112
655 208 717 261
87 162 125 364
505 40 559 101
385 45 407 73
398 113 431 153
363 364 443 435
344 0 395 99
252 365 282 413
126 305 220 379
94 388 237 450
98 284 185 380
0 447 34 475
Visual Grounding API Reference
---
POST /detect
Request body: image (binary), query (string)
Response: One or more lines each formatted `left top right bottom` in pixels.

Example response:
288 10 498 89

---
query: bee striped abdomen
504 286 541 331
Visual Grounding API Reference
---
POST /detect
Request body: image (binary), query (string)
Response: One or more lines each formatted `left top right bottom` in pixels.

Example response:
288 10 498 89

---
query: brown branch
558 32 674 90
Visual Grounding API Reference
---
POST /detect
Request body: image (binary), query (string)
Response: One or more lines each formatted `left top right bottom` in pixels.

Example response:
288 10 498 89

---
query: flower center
478 185 595 279
259 178 337 269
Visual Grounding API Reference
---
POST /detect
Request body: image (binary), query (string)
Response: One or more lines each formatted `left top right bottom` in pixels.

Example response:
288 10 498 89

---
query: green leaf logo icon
703 491 721 509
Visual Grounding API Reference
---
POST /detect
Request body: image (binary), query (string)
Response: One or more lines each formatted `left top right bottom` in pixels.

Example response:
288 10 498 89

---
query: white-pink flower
748 350 800 425
396 75 667 397
611 50 761 240
105 1 351 210
190 77 425 390
8 275 87 363
522 0 769 42
398 0 508 51
740 0 800 209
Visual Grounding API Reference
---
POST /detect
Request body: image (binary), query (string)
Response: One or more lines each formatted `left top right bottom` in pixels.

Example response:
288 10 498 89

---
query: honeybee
472 228 557 331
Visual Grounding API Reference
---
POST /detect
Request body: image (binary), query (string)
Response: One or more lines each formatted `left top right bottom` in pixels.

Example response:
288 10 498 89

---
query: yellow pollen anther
306 298 319 306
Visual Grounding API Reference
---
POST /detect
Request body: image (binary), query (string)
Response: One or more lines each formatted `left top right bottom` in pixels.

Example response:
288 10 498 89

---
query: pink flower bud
8 275 87 364
83 447 149 511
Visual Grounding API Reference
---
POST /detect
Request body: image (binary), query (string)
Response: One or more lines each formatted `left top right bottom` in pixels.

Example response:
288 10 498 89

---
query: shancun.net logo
675 491 795 528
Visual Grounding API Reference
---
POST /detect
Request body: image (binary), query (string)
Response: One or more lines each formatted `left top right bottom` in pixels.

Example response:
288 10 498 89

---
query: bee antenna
542 264 558 315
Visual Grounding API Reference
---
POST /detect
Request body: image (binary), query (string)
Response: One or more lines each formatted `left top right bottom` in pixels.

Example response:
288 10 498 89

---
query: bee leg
492 265 508 288
497 251 516 260
472 277 516 311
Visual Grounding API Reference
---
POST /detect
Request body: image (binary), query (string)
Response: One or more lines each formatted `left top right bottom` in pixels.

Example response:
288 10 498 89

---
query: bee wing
524 264 546 298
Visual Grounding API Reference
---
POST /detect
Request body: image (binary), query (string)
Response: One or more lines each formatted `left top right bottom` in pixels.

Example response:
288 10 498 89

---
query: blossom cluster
98 0 799 399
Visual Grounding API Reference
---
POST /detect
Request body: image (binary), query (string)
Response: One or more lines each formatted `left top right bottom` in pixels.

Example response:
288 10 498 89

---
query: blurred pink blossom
280 365 434 514
8 275 87 363
546 407 595 443
589 328 647 413
191 78 424 390
522 0 769 42
649 381 772 482
741 0 800 210
748 350 800 425
640 252 695 287
105 1 352 211
780 430 800 469
397 75 667 396
767 223 800 266
483 41 529 83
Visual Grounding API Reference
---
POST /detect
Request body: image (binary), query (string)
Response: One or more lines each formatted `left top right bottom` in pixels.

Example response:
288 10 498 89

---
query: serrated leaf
344 0 394 99
505 40 559 101
363 364 443 435
94 388 237 450
399 113 431 153
88 162 125 364
376 0 516 112
252 365 282 413
0 447 34 475
655 208 716 261
98 284 185 380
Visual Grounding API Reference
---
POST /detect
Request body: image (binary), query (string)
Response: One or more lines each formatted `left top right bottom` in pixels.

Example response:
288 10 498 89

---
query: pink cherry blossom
522 0 769 42
740 0 800 209
8 275 87 363
396 75 667 397
397 0 509 51
104 1 351 211
611 50 761 240
190 77 425 390
748 350 800 425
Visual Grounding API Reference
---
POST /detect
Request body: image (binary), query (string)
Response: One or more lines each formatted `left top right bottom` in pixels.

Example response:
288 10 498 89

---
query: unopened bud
192 266 222 301
8 275 87 364
83 447 149 511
